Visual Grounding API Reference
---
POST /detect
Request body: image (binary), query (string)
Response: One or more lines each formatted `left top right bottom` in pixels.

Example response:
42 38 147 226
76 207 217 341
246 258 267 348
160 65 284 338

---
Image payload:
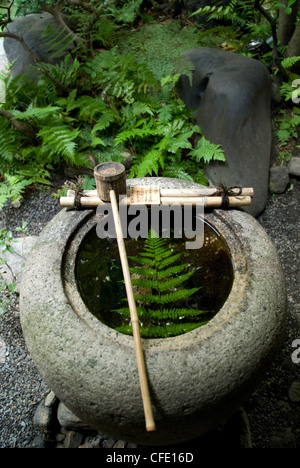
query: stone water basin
19 178 287 446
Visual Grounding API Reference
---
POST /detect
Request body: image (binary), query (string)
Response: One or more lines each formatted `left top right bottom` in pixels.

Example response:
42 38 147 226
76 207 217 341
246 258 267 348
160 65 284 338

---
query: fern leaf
38 124 80 163
0 126 16 163
129 266 158 277
156 271 196 292
116 322 206 338
157 253 183 270
171 55 196 86
157 264 187 280
166 169 196 181
91 112 116 133
130 148 164 177
0 194 10 209
135 287 200 305
11 104 62 121
132 101 154 117
129 255 156 267
115 234 213 338
189 136 225 164
281 56 300 69
140 308 207 320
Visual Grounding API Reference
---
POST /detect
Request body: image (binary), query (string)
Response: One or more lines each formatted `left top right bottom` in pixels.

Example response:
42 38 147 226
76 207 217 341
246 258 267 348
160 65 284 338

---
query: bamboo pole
60 195 252 208
109 189 156 433
65 187 254 198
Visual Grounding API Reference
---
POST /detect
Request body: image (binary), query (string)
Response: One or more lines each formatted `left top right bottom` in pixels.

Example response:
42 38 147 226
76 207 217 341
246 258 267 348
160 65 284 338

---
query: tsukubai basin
20 178 287 446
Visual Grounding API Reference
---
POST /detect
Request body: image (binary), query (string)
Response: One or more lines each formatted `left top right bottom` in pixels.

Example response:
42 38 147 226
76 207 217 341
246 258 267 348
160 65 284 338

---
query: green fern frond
116 234 211 338
116 322 207 338
41 25 75 60
281 56 300 69
189 136 225 164
11 104 62 121
0 123 16 164
130 147 164 178
91 112 116 133
172 56 195 87
37 53 80 88
0 174 33 208
139 307 207 320
135 287 200 305
161 167 196 182
38 124 80 163
91 18 120 47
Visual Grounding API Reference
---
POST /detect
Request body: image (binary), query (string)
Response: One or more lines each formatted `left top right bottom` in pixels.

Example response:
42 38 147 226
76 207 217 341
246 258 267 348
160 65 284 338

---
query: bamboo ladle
94 162 155 432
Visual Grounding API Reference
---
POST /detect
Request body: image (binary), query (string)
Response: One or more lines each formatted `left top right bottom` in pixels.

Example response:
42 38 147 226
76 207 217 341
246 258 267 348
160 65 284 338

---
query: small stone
44 390 58 408
57 402 92 431
31 435 48 448
78 442 94 448
288 157 300 176
0 338 6 364
89 436 103 448
127 442 138 448
269 165 289 193
63 430 83 448
11 197 22 208
55 433 66 442
33 400 53 430
102 437 117 448
114 440 126 448
288 380 300 402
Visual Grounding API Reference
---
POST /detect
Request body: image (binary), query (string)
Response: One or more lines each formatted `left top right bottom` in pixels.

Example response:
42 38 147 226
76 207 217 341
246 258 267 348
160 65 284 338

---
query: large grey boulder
176 47 272 217
4 12 74 77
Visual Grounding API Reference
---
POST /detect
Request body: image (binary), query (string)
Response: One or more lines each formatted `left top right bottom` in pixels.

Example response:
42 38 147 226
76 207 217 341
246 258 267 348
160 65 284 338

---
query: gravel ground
0 179 299 449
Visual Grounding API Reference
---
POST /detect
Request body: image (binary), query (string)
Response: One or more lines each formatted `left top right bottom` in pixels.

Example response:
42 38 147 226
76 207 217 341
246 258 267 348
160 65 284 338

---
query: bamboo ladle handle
110 189 156 432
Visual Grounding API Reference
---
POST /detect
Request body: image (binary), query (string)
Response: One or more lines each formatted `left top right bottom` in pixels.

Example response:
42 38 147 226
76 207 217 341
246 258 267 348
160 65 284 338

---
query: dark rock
31 435 48 448
269 166 289 193
176 47 272 217
63 430 83 448
33 399 53 430
57 402 92 431
102 437 118 448
4 12 74 78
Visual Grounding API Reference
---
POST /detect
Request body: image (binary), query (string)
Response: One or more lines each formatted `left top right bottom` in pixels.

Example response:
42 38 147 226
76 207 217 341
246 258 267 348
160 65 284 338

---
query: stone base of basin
20 178 287 446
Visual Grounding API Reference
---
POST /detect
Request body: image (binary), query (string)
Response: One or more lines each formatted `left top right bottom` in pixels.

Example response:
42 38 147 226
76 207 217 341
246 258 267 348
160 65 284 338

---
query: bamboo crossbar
64 187 254 198
110 190 156 432
60 194 252 208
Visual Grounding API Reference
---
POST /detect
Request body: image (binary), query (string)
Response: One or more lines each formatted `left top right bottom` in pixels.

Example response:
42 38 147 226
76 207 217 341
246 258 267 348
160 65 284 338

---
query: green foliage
281 56 300 70
14 0 56 16
190 0 256 30
276 58 300 149
274 109 300 146
0 2 227 207
116 234 210 338
275 0 298 16
115 20 200 80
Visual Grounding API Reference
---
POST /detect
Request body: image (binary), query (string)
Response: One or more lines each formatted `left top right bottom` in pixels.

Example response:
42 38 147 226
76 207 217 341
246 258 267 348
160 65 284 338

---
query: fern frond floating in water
115 235 211 338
